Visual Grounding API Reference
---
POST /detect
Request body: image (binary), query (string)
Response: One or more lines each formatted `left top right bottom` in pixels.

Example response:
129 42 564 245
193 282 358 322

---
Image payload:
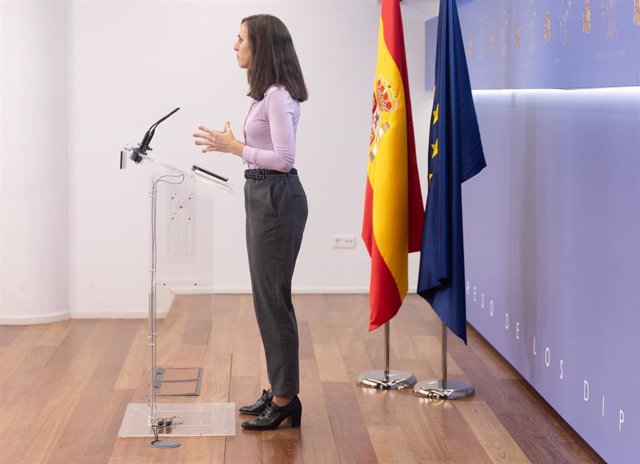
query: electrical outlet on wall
332 234 356 249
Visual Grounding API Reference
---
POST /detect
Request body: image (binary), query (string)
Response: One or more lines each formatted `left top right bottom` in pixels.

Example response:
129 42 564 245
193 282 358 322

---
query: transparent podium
117 110 236 447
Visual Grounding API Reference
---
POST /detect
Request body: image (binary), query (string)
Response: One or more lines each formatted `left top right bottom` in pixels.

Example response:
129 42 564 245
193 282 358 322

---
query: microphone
130 107 180 164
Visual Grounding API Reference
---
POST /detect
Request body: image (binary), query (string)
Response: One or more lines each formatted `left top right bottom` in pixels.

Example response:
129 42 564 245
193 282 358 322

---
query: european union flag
417 0 486 343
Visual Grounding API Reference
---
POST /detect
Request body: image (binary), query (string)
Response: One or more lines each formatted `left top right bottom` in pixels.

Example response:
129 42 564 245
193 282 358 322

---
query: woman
193 14 308 431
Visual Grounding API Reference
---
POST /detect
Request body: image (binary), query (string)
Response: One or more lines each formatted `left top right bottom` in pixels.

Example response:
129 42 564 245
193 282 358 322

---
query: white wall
0 1 70 323
1 0 438 320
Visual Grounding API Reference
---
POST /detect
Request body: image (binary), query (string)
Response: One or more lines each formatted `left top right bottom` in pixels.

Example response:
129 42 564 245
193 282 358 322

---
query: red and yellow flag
362 0 424 331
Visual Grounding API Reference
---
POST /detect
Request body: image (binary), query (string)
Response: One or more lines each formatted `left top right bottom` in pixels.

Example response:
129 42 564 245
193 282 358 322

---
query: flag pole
413 321 474 399
414 0 486 401
384 322 390 381
440 322 447 381
357 321 416 390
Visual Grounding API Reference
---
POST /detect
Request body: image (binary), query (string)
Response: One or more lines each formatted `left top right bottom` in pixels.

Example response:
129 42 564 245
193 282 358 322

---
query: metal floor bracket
155 367 202 396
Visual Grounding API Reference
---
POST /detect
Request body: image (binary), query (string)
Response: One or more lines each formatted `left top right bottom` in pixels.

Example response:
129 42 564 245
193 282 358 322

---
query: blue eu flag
417 0 486 343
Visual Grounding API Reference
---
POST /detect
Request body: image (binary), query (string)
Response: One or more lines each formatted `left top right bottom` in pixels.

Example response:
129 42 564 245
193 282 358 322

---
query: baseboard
1 289 422 325
171 287 373 294
0 311 70 325
193 287 418 294
70 309 170 320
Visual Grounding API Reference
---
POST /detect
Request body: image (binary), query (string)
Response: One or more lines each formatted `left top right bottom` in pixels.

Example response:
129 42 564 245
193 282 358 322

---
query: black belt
244 168 297 180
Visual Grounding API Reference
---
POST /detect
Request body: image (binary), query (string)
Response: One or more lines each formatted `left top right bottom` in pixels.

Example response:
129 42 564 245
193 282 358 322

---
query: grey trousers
244 169 308 397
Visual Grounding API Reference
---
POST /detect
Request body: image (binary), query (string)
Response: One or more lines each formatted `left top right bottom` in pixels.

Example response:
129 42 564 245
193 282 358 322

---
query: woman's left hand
193 121 244 156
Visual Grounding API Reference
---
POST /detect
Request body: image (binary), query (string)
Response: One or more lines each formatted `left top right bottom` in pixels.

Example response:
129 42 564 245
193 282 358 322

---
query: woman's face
234 22 252 69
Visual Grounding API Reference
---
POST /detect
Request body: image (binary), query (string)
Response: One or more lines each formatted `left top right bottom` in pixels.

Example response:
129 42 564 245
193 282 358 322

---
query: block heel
289 406 302 428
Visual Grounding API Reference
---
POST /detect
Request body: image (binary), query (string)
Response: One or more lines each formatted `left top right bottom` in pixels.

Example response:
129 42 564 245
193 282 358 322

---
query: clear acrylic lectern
117 110 236 447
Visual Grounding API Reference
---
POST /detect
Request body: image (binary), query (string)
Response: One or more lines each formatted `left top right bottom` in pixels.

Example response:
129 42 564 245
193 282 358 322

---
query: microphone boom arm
131 107 181 163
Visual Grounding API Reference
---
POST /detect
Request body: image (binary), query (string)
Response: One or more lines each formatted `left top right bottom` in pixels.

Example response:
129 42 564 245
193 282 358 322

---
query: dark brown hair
242 14 308 102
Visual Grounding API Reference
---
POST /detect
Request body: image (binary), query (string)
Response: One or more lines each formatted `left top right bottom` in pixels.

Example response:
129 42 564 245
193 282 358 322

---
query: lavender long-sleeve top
241 85 300 172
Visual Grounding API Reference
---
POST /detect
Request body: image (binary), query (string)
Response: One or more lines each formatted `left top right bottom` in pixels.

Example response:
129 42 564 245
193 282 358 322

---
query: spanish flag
362 0 424 331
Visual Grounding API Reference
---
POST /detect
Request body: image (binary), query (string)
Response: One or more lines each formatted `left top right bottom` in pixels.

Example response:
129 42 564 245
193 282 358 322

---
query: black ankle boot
239 389 273 415
241 396 302 430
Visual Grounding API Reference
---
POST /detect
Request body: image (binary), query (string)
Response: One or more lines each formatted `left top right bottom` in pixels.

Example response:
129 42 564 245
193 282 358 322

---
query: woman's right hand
193 122 244 156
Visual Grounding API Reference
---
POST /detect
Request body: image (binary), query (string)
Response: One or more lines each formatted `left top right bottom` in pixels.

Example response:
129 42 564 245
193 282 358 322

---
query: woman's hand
193 121 245 156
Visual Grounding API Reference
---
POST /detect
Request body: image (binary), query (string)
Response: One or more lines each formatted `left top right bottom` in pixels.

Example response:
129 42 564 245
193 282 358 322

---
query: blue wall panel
462 89 640 463
423 3 640 460
426 0 640 90
423 2 640 461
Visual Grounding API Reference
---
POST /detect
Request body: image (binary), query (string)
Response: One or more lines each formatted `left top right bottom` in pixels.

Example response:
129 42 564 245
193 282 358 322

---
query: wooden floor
0 294 603 464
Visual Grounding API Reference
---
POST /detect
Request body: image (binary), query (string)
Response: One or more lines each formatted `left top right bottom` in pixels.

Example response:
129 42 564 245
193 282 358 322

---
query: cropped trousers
244 168 308 397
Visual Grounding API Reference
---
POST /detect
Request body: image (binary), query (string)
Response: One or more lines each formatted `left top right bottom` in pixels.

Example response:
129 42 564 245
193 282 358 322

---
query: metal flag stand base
413 378 474 400
357 322 417 390
413 322 474 400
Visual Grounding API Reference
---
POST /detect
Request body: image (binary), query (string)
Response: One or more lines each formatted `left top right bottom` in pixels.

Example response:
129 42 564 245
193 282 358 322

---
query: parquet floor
0 294 603 463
